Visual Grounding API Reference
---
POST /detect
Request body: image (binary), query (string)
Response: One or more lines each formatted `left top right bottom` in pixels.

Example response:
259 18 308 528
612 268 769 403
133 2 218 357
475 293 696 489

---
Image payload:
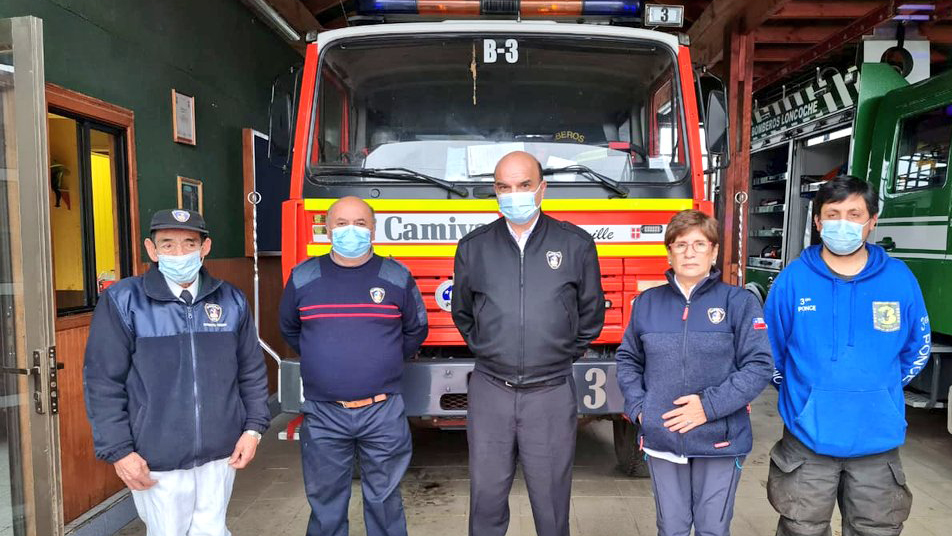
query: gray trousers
467 370 578 536
646 455 744 536
767 428 913 536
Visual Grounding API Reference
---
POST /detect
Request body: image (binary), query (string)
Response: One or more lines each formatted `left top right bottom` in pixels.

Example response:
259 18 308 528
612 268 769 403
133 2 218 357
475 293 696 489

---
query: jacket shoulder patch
291 258 322 290
379 258 410 289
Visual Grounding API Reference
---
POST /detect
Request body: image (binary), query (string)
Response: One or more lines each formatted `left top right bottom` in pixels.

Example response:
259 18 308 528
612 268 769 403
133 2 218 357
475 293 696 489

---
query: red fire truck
267 0 729 475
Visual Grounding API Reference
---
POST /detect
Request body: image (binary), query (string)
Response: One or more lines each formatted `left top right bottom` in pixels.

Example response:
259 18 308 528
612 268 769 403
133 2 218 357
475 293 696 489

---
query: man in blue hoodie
764 177 930 536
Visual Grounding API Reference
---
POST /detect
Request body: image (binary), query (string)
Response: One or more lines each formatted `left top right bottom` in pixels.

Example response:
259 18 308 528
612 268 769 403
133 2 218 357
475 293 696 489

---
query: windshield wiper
543 165 629 198
308 167 468 197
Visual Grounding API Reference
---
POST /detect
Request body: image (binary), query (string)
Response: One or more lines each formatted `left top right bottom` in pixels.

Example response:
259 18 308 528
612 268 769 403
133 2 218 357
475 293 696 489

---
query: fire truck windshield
306 34 688 186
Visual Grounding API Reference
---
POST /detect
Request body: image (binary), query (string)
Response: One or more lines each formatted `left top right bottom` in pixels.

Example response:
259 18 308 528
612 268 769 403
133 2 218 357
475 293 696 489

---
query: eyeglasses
669 240 712 254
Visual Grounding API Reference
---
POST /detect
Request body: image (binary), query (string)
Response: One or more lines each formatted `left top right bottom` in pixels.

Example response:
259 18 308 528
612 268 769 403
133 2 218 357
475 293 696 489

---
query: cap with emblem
150 209 208 235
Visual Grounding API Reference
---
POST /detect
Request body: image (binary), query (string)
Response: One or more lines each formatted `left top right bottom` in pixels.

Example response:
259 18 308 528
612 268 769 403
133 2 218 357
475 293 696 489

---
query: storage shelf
752 173 788 187
751 229 784 238
751 204 786 214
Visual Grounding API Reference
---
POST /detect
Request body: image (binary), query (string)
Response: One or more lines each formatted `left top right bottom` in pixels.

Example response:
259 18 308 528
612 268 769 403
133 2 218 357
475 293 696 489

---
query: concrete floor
117 389 952 536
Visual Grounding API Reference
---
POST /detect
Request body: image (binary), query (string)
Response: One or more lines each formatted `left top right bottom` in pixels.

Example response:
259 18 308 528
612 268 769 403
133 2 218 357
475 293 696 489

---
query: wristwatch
244 430 263 443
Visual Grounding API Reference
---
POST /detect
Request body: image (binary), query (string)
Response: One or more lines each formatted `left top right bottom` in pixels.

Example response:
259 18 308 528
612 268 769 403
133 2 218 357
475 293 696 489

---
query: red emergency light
356 0 642 17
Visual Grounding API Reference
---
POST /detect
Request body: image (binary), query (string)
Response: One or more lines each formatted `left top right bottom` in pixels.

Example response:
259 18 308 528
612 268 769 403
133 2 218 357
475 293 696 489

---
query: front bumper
278 357 625 417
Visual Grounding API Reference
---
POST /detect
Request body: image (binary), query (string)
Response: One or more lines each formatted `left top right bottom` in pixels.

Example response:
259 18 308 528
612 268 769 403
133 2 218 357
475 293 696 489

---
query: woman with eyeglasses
615 209 774 536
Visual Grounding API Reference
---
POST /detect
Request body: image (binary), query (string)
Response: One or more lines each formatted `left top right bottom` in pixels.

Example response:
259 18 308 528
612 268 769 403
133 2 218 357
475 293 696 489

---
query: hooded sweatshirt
764 244 931 458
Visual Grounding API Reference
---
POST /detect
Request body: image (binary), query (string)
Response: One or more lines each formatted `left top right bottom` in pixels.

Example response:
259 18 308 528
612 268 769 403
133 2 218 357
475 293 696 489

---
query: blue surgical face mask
820 219 869 256
498 183 543 225
158 250 203 285
331 225 372 258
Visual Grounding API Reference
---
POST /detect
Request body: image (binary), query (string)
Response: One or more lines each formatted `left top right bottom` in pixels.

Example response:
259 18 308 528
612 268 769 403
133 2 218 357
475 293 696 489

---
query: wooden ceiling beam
753 46 812 62
688 0 795 67
754 2 894 91
921 24 952 43
771 1 885 19
753 25 843 44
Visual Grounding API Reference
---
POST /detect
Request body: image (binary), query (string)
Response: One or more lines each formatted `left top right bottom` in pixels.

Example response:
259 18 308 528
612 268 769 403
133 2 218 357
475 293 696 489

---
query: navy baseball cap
149 209 208 234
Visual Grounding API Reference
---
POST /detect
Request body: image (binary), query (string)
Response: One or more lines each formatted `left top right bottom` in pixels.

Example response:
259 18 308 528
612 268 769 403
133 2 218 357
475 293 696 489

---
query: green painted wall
0 0 299 258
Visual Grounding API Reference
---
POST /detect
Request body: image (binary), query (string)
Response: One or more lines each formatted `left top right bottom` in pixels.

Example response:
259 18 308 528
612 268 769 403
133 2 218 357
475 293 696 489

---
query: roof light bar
356 0 642 17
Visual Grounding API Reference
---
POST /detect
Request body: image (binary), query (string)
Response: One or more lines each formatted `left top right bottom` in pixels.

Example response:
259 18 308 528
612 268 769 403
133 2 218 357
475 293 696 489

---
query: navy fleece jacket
764 244 930 457
83 267 270 471
615 269 773 458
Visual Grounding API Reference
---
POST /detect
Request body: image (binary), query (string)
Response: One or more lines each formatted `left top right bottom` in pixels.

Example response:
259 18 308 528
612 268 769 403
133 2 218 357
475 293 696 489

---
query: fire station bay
3 1 952 535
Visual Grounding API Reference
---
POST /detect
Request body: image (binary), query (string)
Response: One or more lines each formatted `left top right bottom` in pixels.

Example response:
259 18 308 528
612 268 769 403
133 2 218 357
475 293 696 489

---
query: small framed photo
177 176 203 214
172 89 196 145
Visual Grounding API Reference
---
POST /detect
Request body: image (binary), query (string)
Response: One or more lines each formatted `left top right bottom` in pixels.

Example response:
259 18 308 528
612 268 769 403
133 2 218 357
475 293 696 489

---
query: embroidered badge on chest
204 303 223 323
707 307 725 324
546 251 563 270
873 301 901 332
370 287 386 304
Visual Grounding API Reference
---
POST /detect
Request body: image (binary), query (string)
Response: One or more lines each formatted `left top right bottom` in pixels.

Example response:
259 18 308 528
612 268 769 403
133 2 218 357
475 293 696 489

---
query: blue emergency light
356 0 642 18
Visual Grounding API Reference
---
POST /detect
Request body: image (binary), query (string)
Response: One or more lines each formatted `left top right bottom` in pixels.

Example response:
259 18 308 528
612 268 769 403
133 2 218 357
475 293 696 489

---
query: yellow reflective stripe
307 244 667 258
596 244 668 257
304 198 692 212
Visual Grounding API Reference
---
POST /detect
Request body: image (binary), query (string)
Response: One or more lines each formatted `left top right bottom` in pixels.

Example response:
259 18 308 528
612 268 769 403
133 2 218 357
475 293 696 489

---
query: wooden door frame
45 83 141 292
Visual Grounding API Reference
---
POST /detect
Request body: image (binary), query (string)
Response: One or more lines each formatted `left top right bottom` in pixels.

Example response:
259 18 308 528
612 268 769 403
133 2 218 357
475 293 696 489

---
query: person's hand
637 412 643 424
228 433 259 469
662 395 707 434
114 452 157 491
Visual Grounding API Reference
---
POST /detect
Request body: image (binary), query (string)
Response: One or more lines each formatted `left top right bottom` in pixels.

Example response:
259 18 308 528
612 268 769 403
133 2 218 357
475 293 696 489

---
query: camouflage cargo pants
767 428 913 536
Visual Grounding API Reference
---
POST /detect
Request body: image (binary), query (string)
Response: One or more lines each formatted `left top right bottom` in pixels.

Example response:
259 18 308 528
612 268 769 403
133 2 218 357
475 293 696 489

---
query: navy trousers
646 455 745 536
300 395 412 536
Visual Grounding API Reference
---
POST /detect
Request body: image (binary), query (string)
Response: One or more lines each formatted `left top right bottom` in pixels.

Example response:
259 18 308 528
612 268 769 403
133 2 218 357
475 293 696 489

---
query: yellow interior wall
90 152 117 280
47 115 84 291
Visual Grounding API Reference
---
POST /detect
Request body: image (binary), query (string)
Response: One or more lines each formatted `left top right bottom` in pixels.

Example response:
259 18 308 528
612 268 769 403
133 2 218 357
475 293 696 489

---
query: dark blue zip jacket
615 269 773 457
83 266 270 471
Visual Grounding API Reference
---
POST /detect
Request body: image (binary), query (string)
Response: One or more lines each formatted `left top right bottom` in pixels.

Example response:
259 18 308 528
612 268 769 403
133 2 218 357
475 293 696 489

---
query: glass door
0 16 64 536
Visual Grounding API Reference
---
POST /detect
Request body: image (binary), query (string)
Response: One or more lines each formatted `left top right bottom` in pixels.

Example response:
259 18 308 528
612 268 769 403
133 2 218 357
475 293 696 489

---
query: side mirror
268 66 301 171
705 89 729 156
695 68 730 172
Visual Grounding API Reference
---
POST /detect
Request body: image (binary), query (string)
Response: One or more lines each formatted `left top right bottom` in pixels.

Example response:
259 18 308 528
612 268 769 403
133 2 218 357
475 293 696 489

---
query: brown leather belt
337 394 388 409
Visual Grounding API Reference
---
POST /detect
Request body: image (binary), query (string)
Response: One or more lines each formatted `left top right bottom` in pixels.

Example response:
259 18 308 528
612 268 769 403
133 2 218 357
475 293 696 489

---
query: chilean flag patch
752 317 767 330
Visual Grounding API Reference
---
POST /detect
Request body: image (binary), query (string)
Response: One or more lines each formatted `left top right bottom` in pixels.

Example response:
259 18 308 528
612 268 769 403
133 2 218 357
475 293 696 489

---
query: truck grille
439 393 468 411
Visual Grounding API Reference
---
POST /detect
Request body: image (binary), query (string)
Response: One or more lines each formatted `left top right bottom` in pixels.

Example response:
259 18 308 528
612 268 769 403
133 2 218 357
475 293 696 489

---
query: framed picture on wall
171 89 196 145
177 176 203 214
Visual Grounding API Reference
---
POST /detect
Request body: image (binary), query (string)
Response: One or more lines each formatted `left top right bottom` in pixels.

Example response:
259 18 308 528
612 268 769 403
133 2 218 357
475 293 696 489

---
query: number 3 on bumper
583 368 607 410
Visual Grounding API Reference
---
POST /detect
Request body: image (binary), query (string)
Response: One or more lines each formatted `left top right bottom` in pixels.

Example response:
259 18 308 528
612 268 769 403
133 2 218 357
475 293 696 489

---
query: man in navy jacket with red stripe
280 196 428 536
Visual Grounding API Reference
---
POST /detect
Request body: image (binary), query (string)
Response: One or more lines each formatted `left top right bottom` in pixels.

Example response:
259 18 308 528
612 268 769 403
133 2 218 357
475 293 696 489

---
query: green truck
849 63 952 414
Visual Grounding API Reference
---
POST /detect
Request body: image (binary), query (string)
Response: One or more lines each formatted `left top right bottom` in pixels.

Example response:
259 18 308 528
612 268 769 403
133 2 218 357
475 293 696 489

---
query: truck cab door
868 75 952 335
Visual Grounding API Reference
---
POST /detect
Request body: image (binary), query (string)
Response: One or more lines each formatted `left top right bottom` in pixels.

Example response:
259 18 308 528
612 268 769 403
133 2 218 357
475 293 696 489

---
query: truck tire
613 418 649 478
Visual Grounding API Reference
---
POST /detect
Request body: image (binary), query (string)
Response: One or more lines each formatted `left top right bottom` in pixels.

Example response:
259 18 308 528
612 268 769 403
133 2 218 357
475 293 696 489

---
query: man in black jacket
452 151 605 536
83 209 269 536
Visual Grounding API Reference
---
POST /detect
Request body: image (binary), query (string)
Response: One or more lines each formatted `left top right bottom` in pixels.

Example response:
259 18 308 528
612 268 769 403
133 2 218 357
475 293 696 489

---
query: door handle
876 237 896 251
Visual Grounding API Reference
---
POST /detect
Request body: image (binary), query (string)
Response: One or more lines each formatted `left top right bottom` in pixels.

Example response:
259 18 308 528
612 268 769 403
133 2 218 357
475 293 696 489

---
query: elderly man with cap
83 209 270 536
452 151 606 536
279 196 429 536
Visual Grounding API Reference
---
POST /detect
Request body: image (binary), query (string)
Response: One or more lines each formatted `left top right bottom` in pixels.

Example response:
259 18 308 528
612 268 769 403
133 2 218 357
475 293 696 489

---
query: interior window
893 105 952 193
47 111 130 315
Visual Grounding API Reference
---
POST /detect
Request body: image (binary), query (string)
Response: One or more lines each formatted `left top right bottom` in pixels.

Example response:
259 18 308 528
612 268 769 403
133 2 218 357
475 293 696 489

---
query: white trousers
131 457 237 536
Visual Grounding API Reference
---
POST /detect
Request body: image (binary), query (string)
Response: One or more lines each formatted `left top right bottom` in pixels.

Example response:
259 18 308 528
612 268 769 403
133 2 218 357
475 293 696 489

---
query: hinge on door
47 346 62 415
1 348 63 415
